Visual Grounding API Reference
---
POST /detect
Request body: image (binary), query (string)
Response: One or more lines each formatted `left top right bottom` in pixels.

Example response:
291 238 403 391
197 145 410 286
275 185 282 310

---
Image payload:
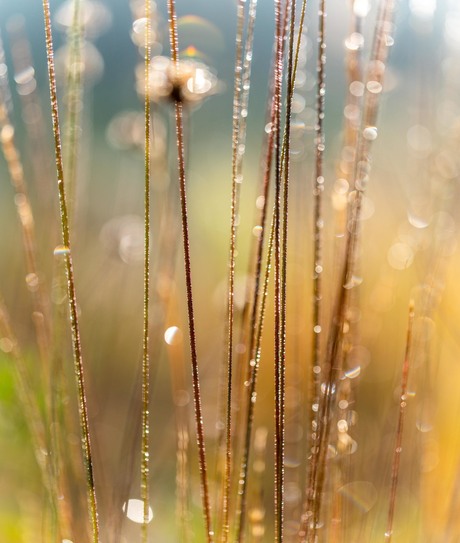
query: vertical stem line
385 302 415 542
42 2 99 542
141 1 151 541
301 1 397 540
221 0 249 540
273 0 284 540
167 1 213 541
311 0 326 440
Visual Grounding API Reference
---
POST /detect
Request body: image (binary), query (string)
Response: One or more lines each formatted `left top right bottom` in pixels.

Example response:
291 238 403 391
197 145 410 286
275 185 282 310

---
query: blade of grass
301 1 397 540
167 1 213 540
273 0 285 539
234 3 307 537
141 1 152 541
42 1 99 541
384 301 415 542
220 1 255 540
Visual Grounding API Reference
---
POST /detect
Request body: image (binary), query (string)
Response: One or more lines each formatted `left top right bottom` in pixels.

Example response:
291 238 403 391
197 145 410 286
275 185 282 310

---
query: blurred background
0 0 460 541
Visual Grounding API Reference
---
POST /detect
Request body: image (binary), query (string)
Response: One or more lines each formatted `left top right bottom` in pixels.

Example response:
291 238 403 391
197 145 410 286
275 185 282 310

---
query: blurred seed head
137 55 220 107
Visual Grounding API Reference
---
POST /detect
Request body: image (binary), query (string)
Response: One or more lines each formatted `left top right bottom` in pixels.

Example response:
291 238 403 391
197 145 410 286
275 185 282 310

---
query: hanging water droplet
122 498 154 524
353 0 371 17
25 273 39 292
164 326 181 346
344 366 361 379
349 80 365 97
345 32 364 51
363 126 378 141
54 245 70 257
366 80 382 94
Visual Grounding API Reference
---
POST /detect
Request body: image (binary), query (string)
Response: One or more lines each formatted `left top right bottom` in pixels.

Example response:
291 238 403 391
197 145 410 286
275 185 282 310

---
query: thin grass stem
167 1 213 540
141 1 152 541
234 3 307 537
301 1 397 540
220 1 252 540
310 0 326 453
384 301 415 542
273 1 284 540
42 1 99 541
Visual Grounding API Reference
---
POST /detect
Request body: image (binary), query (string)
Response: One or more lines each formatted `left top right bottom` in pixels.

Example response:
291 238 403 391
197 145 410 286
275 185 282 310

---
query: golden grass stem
234 3 307 537
384 301 415 542
273 1 284 540
141 1 152 541
310 0 326 445
221 1 254 540
167 1 213 540
301 1 397 540
0 101 51 379
42 1 99 541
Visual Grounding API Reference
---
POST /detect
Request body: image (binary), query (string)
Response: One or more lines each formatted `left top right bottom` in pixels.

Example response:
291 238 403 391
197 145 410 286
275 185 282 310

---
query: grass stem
42 1 100 541
167 1 214 540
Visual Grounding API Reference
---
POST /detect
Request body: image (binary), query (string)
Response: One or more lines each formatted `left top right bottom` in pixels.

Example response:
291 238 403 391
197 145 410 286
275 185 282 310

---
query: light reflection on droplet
321 382 336 395
122 498 154 524
25 273 39 292
363 126 378 141
164 326 181 346
54 245 70 257
344 366 361 379
14 66 34 85
366 80 382 94
353 0 371 17
408 212 430 229
349 80 364 97
345 32 364 51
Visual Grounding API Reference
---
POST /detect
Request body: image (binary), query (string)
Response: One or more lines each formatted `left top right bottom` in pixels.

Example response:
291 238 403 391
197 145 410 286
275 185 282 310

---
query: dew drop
54 245 70 257
14 66 35 86
344 366 361 379
337 419 348 433
408 212 430 229
363 126 378 141
25 272 39 291
164 326 181 346
345 32 364 51
122 498 154 524
252 225 263 238
349 80 364 97
353 0 371 17
366 80 382 94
